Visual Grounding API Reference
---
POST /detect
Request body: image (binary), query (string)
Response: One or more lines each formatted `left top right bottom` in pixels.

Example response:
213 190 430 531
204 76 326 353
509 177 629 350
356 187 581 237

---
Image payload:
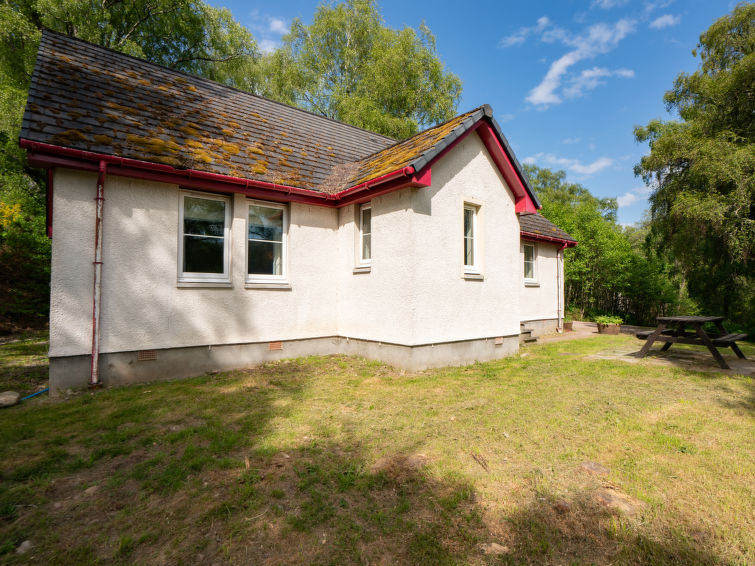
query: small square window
179 192 231 283
247 201 287 283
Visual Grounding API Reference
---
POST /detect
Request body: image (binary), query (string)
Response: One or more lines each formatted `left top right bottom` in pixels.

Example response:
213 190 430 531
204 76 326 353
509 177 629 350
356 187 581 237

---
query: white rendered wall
336 132 522 344
519 242 561 322
50 169 340 357
50 131 548 359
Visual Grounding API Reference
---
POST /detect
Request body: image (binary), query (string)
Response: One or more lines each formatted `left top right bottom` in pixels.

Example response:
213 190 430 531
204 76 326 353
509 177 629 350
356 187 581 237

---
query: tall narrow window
179 192 230 282
360 204 371 265
523 243 536 281
463 205 478 272
247 201 286 282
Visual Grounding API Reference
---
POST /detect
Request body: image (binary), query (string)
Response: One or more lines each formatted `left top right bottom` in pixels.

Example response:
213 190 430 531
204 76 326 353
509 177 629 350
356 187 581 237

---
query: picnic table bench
635 315 747 370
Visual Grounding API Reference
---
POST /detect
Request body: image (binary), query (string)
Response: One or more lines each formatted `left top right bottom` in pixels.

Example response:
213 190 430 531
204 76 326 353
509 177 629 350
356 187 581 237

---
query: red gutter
520 230 577 248
20 139 330 205
331 166 416 201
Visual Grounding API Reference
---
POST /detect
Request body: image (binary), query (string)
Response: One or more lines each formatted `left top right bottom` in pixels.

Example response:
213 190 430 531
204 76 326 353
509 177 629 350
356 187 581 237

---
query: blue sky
207 0 738 224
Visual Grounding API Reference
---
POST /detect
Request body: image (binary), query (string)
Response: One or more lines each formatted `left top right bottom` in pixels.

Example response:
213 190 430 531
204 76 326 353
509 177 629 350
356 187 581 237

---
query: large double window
179 192 231 283
247 201 287 283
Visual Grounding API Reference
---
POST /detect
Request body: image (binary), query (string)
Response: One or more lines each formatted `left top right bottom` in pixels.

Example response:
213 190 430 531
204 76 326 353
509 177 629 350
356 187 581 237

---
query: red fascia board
476 124 539 214
520 231 577 247
335 167 432 208
20 139 332 206
420 122 538 214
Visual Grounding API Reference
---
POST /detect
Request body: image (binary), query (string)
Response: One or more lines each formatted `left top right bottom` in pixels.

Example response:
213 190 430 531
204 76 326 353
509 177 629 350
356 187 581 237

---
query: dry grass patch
0 335 753 564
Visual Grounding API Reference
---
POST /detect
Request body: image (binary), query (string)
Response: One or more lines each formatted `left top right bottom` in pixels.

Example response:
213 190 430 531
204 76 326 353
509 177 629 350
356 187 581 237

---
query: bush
595 315 623 325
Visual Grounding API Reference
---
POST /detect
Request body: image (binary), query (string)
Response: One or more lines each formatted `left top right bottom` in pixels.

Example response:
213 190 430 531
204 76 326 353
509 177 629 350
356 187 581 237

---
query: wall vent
137 350 157 361
494 337 504 345
268 341 283 351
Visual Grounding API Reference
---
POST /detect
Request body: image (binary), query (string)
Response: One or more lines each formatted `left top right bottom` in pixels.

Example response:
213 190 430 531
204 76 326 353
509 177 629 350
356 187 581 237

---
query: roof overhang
521 230 577 248
21 110 538 213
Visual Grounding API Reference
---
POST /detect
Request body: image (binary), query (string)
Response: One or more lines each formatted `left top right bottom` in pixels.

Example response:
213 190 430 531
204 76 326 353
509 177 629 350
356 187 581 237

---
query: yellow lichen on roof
348 109 478 187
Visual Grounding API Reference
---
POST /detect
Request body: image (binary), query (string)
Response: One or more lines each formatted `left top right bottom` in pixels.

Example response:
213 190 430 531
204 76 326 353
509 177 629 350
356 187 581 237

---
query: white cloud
526 19 636 107
617 186 653 208
563 66 634 98
562 137 581 144
524 153 615 176
259 39 279 54
644 1 674 15
592 0 629 9
268 17 288 35
650 14 680 29
500 16 551 47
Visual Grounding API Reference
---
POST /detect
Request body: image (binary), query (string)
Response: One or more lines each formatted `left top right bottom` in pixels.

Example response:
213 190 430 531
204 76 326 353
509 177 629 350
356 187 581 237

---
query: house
21 31 576 392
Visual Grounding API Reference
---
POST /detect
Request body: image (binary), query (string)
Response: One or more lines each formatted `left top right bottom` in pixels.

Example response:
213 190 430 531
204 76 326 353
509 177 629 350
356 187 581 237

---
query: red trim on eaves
21 139 429 209
520 230 577 247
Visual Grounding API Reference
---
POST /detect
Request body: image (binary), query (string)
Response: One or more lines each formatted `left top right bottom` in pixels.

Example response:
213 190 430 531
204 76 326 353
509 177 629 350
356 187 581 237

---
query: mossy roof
519 213 576 242
22 30 539 203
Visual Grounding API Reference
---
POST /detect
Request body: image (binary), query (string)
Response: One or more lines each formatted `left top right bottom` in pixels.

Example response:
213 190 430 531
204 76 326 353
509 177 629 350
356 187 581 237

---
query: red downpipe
46 169 53 238
90 161 106 387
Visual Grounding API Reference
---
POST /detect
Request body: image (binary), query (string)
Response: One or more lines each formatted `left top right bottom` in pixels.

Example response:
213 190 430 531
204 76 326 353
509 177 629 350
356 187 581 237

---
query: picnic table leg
660 323 683 352
693 324 730 370
638 323 666 357
730 342 747 360
714 321 747 359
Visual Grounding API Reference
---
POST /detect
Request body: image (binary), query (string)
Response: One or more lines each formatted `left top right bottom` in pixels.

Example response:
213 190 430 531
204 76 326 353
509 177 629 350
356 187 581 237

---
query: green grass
0 333 48 396
0 334 753 565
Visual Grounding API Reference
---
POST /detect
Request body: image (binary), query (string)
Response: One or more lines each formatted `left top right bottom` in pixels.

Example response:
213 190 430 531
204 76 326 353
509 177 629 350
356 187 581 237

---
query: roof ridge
39 28 398 144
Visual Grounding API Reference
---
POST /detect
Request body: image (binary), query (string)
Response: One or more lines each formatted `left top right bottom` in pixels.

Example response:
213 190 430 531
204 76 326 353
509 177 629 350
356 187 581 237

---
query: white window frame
523 242 537 284
463 204 480 275
246 199 288 285
178 190 231 284
359 203 372 267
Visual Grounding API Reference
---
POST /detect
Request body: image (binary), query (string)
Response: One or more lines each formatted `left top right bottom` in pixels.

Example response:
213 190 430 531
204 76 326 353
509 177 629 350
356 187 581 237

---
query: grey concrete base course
49 334 520 393
521 318 559 337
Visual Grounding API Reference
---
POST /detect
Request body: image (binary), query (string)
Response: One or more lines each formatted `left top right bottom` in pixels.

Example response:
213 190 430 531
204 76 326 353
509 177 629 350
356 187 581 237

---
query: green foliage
524 164 691 326
634 3 754 333
259 0 462 139
595 315 623 325
0 0 262 326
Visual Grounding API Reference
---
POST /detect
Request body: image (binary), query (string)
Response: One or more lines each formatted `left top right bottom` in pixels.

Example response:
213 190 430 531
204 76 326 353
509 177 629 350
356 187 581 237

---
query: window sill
463 272 484 281
177 280 232 288
524 280 540 287
353 265 371 274
245 281 292 290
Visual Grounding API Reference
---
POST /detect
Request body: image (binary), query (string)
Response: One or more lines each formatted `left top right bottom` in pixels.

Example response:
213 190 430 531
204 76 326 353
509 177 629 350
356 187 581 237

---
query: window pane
184 235 224 273
464 208 474 239
248 240 283 275
249 205 283 242
361 207 371 235
524 261 534 280
362 234 371 260
184 197 225 236
524 245 533 263
464 237 474 266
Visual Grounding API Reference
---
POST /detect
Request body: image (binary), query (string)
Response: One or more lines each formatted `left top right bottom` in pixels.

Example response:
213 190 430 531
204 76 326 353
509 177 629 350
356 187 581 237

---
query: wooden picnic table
635 315 748 370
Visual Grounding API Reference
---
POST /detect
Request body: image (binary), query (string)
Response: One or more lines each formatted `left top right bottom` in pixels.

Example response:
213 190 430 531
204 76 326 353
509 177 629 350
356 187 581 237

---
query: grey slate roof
22 30 395 190
22 30 544 205
518 213 576 243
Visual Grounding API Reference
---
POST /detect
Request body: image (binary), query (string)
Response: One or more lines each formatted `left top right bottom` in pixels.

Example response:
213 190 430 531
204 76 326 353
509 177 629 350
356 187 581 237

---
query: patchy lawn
0 335 753 565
